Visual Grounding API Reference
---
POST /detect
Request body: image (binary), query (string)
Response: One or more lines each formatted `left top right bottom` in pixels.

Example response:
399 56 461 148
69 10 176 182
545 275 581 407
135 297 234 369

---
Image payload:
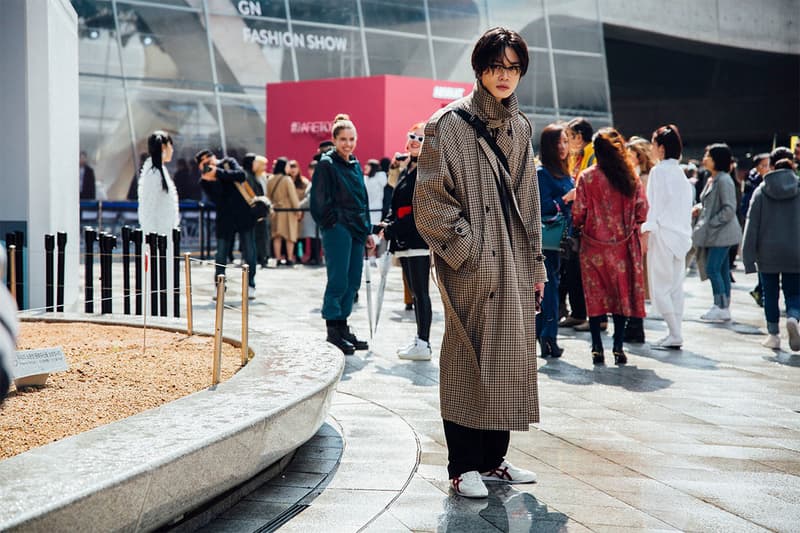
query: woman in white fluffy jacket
137 130 179 316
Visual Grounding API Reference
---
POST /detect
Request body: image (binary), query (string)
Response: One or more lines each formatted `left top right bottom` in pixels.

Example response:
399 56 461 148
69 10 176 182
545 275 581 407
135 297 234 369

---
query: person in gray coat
692 143 742 322
742 147 800 351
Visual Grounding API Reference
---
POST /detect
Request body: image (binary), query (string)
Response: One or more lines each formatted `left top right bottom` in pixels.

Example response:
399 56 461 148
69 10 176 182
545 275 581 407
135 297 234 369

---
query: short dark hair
770 147 793 167
652 124 682 160
194 149 212 166
471 27 529 79
567 117 593 143
272 156 288 175
318 140 334 150
752 152 770 165
705 143 732 172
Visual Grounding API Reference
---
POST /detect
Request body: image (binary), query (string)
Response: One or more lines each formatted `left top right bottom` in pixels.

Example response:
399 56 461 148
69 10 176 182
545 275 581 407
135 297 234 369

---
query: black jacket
199 157 254 236
310 150 370 241
383 164 428 252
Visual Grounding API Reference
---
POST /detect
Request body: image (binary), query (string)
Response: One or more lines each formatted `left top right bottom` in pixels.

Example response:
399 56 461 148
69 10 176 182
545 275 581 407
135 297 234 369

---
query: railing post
121 225 131 315
146 233 158 316
56 232 67 312
173 228 181 318
84 227 97 313
8 245 16 303
44 234 55 312
241 265 249 366
131 229 143 315
157 234 167 317
184 253 193 336
212 274 225 386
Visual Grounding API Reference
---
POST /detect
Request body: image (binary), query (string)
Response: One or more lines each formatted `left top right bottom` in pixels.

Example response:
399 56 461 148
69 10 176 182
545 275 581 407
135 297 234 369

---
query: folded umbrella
374 252 392 333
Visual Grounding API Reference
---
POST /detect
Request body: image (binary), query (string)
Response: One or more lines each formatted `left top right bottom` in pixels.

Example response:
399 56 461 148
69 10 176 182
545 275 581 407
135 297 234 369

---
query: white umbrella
373 252 392 333
363 257 374 339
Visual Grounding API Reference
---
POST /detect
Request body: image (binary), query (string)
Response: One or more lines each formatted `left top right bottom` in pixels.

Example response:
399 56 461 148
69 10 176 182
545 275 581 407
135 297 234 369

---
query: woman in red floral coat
573 128 649 365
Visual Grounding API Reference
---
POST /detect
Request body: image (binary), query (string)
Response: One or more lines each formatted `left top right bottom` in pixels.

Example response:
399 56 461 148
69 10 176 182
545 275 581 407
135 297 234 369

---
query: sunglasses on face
488 63 522 76
408 133 424 142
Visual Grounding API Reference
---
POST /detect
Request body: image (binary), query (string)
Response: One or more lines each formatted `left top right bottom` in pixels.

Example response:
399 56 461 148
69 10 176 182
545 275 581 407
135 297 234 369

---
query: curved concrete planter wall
0 313 343 532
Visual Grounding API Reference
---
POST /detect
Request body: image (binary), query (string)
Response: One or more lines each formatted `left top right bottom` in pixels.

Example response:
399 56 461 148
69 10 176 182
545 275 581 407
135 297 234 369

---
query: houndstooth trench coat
413 82 547 431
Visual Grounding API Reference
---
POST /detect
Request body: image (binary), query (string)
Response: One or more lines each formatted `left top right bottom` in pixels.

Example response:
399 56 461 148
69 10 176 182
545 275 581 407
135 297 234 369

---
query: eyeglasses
488 63 522 77
407 133 424 142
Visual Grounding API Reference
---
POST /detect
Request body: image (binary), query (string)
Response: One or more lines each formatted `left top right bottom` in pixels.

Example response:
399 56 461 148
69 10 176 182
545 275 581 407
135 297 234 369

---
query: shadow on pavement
762 352 800 367
539 358 673 392
629 345 720 370
438 484 569 532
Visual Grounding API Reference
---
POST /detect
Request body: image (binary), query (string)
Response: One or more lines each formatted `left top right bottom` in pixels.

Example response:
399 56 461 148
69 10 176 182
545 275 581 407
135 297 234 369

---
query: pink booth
266 75 474 165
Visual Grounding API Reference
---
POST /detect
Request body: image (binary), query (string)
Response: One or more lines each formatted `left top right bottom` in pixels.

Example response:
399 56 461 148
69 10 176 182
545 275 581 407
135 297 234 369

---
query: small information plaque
12 347 69 381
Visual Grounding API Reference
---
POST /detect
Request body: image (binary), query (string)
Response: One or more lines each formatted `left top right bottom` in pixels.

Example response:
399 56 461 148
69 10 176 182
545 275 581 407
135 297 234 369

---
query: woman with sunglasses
380 123 432 360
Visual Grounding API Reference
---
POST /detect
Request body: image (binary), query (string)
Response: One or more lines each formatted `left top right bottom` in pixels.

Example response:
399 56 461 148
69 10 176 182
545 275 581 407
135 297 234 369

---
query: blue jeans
706 246 731 307
536 250 560 339
215 229 256 288
320 224 365 320
761 272 800 334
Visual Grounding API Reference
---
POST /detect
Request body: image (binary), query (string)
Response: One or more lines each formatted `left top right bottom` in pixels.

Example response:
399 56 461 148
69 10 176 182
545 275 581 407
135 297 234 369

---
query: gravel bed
0 321 240 460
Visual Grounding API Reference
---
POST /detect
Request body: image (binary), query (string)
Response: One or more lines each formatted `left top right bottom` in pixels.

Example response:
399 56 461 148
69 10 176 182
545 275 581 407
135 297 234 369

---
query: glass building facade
73 0 611 199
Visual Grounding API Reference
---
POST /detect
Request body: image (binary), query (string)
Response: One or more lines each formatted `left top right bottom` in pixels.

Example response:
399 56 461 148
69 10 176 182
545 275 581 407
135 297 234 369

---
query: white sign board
12 347 68 379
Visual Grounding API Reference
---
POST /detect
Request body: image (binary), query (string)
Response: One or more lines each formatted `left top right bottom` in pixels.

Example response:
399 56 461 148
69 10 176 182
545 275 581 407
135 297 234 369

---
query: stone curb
0 312 344 532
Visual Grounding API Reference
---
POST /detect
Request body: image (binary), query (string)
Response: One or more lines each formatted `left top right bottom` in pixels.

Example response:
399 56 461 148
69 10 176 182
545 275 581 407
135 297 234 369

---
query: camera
203 164 213 174
395 153 409 161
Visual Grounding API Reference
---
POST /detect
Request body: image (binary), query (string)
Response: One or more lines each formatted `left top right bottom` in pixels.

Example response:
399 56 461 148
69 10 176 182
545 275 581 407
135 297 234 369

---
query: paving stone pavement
189 260 800 532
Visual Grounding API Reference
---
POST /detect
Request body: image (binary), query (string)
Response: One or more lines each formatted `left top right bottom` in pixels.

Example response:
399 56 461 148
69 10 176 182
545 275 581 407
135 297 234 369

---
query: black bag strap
453 108 514 244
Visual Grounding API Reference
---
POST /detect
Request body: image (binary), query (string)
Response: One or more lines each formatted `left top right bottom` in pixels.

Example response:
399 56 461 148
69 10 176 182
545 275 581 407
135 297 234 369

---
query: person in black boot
338 320 368 350
311 114 375 355
623 317 645 344
326 320 355 355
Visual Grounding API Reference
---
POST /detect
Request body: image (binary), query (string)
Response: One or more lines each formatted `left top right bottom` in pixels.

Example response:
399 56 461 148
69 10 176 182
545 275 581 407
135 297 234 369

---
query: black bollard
131 229 143 315
56 232 67 312
14 231 23 309
102 234 117 314
121 226 131 315
44 234 55 312
173 228 181 318
157 234 167 317
146 233 158 316
84 227 97 313
98 233 108 314
4 233 13 291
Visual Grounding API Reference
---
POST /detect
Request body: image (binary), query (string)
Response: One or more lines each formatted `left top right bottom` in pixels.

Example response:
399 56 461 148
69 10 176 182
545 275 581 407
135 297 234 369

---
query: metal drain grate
256 503 310 533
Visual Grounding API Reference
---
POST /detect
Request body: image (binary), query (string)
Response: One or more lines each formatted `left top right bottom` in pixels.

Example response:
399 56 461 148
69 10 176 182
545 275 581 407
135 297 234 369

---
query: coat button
485 206 490 213
455 227 463 235
489 292 495 299
536 254 544 262
492 250 496 257
441 243 448 251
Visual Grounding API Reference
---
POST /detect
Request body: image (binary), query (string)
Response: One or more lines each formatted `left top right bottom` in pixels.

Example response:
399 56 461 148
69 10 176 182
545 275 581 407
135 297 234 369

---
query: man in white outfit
640 125 694 348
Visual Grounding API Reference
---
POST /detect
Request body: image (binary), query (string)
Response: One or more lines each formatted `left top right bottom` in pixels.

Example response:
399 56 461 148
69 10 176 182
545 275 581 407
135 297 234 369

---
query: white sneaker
248 286 256 300
762 334 781 350
451 471 488 498
398 337 432 360
481 460 537 484
656 335 683 349
718 307 731 321
700 305 726 322
396 336 418 355
787 318 800 352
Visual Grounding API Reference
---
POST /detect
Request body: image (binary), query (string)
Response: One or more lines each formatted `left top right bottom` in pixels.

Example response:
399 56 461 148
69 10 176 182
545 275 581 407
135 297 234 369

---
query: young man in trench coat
413 27 547 499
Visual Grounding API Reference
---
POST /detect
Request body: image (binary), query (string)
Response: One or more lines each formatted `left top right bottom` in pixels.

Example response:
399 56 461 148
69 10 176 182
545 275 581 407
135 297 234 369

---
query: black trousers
559 253 586 319
443 419 509 479
400 255 432 341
